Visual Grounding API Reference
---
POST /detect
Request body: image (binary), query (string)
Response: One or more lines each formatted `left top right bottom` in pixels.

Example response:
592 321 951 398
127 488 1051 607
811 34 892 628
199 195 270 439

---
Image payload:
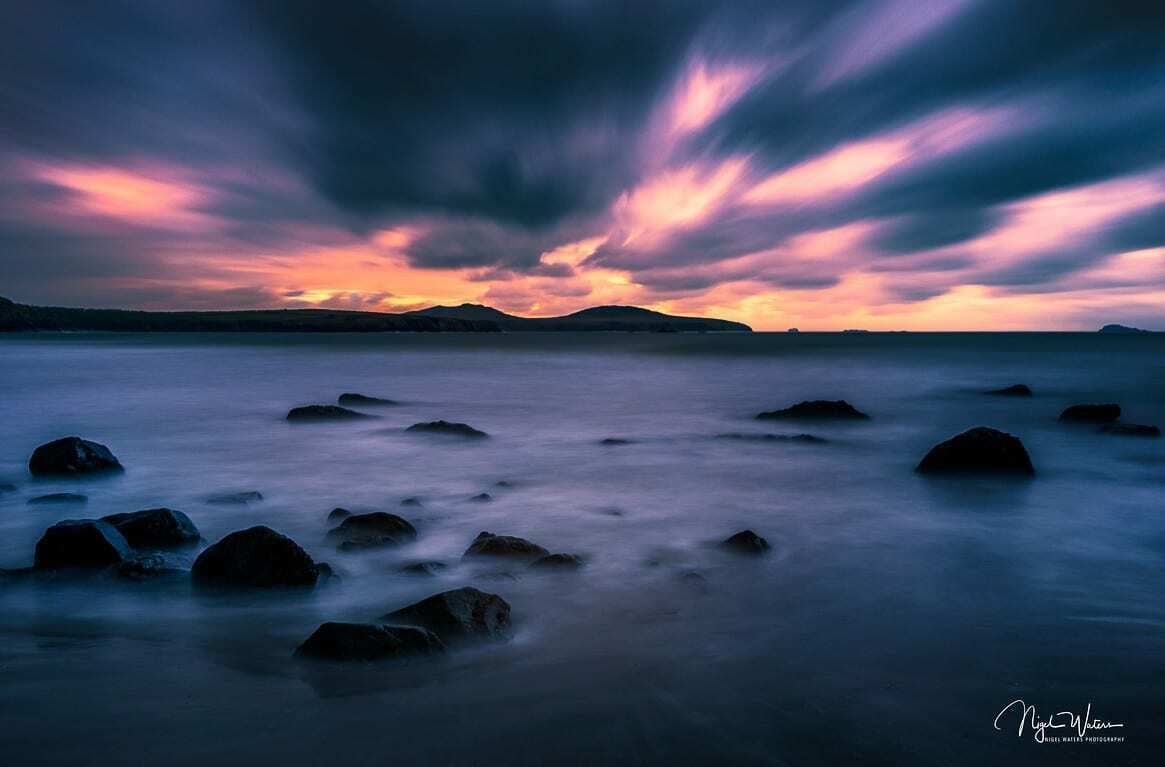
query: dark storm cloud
249 0 718 230
870 209 1001 256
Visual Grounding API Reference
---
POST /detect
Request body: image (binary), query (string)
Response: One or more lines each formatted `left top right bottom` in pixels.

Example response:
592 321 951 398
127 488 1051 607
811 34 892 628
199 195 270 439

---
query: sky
2 1 1164 330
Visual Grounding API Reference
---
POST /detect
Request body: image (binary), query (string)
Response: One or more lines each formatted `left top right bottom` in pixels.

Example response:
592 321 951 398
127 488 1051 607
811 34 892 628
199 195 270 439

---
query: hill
409 303 751 332
0 297 750 333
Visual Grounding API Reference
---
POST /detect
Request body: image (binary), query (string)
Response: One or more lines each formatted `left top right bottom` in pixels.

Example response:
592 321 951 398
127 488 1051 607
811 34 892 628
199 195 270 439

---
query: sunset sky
2 1 1164 330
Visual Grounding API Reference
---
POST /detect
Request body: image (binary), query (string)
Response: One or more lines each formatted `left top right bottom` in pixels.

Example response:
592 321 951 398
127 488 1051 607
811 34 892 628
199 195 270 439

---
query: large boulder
34 519 133 569
287 405 370 422
406 420 488 438
28 437 123 476
100 508 200 549
337 393 398 406
986 384 1032 397
756 400 869 420
916 427 1035 475
720 530 770 555
463 531 549 560
192 526 319 588
382 587 511 642
327 512 417 550
115 554 187 581
1059 403 1120 423
294 622 444 662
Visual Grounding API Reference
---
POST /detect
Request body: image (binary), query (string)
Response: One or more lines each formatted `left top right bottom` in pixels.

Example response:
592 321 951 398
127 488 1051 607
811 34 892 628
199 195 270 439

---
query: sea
1 331 1162 765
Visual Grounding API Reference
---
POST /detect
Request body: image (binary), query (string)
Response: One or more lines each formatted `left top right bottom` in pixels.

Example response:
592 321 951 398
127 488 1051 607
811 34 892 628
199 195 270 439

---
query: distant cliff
0 297 750 333
1098 324 1152 334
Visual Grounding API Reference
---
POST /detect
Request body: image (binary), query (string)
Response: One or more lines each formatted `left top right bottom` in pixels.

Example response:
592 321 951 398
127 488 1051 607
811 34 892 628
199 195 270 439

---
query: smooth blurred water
0 331 1162 765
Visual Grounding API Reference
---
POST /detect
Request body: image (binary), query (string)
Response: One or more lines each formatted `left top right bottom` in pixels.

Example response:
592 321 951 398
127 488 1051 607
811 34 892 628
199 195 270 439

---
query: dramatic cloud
2 0 1164 328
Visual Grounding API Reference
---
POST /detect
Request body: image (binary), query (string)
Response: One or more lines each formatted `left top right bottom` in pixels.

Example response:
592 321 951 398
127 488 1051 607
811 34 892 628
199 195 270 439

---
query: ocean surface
0 331 1162 766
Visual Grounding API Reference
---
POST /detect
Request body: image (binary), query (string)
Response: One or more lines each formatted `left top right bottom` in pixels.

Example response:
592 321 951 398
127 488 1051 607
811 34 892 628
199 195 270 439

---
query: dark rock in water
287 405 371 422
206 490 263 505
34 519 132 569
315 562 339 583
529 553 584 570
192 526 319 588
100 508 199 549
400 496 423 507
986 384 1032 397
327 507 352 524
463 531 549 560
1101 422 1161 437
468 492 493 503
494 480 514 488
28 436 123 476
337 393 399 406
1059 403 1121 423
406 420 488 438
382 586 511 642
399 561 448 576
0 482 17 493
294 622 444 662
716 432 827 444
720 530 770 555
328 512 417 550
678 570 709 592
115 554 185 581
28 492 88 505
756 400 869 420
916 426 1035 475
600 438 633 445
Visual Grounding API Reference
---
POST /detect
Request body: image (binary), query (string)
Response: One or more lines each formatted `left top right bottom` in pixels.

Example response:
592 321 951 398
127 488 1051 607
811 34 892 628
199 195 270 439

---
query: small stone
294 622 444 662
720 530 771 555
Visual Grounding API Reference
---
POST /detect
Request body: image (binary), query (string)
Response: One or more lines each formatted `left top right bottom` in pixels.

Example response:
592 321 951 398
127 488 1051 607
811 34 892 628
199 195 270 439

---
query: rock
1101 423 1161 437
399 561 448 576
315 562 339 583
463 531 549 560
28 436 123 476
206 490 263 505
716 432 826 444
916 426 1035 475
381 586 511 641
1059 403 1121 423
678 570 709 593
986 384 1032 397
115 554 185 581
494 480 514 488
468 492 492 503
406 420 488 438
0 482 17 494
720 530 770 555
328 512 418 550
28 492 87 505
192 526 319 588
529 553 584 570
100 508 200 549
756 400 869 420
327 507 352 524
600 438 633 445
1098 324 1149 334
294 622 444 662
400 496 423 507
34 519 132 569
337 393 399 406
287 405 371 422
